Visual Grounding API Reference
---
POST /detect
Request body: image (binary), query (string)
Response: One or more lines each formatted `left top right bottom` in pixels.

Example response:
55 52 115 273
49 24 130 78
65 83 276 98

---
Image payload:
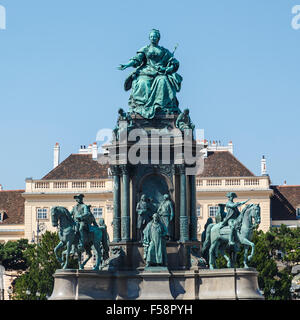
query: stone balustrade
25 179 113 193
196 176 270 190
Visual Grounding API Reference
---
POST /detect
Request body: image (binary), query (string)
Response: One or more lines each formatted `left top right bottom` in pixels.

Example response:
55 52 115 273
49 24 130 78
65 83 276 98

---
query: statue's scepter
172 43 179 56
164 43 179 74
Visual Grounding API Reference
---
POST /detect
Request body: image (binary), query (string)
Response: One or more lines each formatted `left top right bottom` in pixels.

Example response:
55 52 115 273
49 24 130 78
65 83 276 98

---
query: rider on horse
71 194 98 249
220 192 249 246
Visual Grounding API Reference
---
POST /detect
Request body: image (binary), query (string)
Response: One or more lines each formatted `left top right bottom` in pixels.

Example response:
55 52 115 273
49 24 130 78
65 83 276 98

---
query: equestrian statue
51 194 109 270
201 192 261 269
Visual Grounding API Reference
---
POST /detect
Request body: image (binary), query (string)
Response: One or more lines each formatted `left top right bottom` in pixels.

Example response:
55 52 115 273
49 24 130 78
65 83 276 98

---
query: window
209 206 219 218
196 206 202 218
197 224 201 234
296 207 300 219
36 208 48 220
93 207 103 219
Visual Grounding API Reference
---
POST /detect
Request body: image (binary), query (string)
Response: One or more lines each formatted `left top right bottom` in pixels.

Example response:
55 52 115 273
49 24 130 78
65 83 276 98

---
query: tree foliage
0 239 31 270
12 231 77 300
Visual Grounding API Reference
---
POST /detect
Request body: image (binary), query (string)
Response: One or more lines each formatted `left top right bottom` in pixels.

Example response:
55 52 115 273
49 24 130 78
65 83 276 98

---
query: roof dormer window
296 207 300 220
0 211 5 223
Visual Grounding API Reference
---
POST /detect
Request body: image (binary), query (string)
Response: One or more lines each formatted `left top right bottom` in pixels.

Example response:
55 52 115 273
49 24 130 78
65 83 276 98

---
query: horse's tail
201 223 214 255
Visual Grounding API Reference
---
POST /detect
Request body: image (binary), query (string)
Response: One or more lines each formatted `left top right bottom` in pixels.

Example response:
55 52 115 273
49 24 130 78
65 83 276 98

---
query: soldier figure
157 194 174 239
71 194 98 250
220 192 249 246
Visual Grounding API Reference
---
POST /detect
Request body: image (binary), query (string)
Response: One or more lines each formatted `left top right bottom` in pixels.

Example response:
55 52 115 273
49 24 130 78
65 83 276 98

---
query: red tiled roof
42 154 110 180
271 185 300 220
0 190 25 224
197 151 255 177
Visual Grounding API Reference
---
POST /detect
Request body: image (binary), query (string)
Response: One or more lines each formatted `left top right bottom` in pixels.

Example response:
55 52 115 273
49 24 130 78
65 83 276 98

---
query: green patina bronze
113 108 135 141
143 213 168 267
136 194 152 242
157 194 174 240
70 194 98 250
51 194 110 270
175 108 195 133
201 193 261 269
118 29 182 119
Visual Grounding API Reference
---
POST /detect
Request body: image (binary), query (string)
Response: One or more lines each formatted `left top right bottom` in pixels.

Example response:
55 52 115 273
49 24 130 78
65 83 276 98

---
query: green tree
0 239 31 270
246 229 293 300
13 231 77 300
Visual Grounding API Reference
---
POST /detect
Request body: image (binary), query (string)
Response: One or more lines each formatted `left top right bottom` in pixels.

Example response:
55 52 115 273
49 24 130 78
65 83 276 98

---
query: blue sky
0 0 300 189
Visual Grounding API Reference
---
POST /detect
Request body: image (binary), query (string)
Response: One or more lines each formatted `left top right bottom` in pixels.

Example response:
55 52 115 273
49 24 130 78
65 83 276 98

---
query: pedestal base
49 268 264 300
138 267 173 300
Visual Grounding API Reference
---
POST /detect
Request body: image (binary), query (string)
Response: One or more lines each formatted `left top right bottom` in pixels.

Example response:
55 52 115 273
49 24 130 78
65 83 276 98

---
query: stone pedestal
138 268 173 300
49 267 264 300
170 270 197 299
49 270 115 300
197 268 263 300
235 268 264 300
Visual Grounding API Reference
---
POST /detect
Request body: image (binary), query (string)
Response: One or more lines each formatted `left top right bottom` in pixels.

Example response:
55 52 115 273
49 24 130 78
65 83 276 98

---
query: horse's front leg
219 244 231 268
62 241 72 269
77 251 82 269
54 241 64 264
92 244 102 271
80 248 92 270
209 241 217 269
240 238 255 267
243 245 250 268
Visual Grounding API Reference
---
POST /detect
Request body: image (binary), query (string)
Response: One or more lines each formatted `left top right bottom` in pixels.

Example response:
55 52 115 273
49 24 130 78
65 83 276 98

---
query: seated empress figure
118 29 182 119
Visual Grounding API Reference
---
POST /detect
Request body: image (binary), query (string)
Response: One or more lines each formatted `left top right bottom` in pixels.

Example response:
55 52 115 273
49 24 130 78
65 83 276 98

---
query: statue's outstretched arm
118 52 145 71
117 59 136 70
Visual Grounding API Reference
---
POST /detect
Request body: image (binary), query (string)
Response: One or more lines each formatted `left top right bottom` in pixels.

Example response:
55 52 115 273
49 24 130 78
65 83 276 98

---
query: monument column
179 165 189 242
190 174 198 241
121 165 130 241
112 166 121 242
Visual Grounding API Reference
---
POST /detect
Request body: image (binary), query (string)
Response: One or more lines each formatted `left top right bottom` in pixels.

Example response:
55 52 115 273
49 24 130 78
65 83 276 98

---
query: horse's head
252 204 261 227
237 203 261 230
51 206 60 227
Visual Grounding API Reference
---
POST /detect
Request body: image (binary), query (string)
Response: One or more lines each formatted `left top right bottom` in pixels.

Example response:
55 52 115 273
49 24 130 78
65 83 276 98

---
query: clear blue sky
0 0 300 190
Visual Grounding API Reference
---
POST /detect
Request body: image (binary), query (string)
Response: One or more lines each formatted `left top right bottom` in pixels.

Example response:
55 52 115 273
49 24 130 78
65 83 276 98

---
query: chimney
199 139 208 159
92 142 98 160
0 184 3 191
53 143 60 169
228 141 233 154
210 140 217 151
283 180 287 185
261 155 267 176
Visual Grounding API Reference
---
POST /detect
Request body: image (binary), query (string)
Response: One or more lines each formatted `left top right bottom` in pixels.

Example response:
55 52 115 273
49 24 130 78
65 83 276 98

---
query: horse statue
51 206 109 270
201 203 261 269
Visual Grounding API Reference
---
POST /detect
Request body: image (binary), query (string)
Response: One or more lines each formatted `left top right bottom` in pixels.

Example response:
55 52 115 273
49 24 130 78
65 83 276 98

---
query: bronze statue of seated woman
118 29 182 119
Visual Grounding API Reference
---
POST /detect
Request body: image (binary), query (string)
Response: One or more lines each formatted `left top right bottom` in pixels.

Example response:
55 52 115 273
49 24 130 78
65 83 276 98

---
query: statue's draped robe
175 113 194 131
125 45 182 119
157 200 174 236
136 199 151 229
143 221 168 265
